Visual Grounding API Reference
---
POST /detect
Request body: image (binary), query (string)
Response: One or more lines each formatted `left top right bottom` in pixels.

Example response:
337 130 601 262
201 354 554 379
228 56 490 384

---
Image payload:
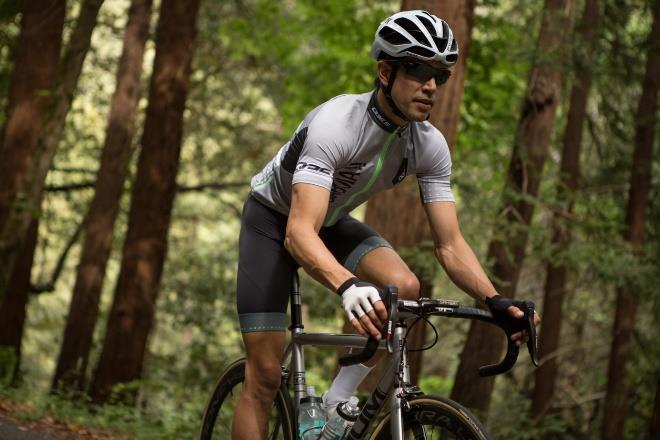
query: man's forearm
284 226 353 292
434 237 497 303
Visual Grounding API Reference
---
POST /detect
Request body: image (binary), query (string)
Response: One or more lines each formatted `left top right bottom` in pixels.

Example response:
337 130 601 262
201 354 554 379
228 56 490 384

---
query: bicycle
199 271 539 439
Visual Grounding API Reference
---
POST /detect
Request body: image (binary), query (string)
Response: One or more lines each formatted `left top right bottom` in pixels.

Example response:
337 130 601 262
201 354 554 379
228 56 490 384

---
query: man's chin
409 112 430 122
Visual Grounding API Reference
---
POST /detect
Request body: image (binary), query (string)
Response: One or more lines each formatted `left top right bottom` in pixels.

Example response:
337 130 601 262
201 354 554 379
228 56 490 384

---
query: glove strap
337 277 359 296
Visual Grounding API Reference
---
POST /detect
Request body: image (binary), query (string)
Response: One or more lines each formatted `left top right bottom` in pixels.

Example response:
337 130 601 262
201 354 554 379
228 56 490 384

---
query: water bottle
319 396 360 440
298 386 326 439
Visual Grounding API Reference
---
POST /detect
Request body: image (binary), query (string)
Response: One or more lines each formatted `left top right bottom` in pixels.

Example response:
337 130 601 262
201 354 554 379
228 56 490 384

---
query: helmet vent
446 53 458 63
394 17 431 47
434 37 448 52
379 27 410 45
450 39 457 51
416 15 437 37
406 45 435 58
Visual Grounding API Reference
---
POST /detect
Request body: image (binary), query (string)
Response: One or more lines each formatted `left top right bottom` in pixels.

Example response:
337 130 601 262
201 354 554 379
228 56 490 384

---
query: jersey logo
330 162 366 202
392 158 408 185
296 161 332 175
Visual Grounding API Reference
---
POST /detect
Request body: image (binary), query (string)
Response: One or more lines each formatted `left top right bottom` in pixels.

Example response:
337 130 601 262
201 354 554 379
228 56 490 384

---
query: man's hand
337 278 388 340
485 294 541 347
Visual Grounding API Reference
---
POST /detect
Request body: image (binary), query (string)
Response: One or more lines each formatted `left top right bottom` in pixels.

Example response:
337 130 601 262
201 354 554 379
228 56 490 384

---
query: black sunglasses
396 61 451 85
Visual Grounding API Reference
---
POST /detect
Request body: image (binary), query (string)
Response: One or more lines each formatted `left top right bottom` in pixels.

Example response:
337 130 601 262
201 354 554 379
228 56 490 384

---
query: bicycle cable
402 315 439 353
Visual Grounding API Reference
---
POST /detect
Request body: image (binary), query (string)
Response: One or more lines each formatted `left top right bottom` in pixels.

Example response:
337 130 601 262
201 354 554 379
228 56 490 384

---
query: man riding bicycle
233 10 540 439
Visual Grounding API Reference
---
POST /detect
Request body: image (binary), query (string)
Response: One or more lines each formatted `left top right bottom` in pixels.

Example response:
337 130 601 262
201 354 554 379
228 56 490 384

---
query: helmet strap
380 64 408 121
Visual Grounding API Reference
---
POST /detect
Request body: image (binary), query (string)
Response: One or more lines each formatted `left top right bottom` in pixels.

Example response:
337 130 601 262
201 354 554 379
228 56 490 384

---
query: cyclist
233 10 540 439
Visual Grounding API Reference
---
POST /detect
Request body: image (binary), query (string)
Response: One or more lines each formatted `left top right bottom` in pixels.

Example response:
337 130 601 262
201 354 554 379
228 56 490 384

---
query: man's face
379 59 452 122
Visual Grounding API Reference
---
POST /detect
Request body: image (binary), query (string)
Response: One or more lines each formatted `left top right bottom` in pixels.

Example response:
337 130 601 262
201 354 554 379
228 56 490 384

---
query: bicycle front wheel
199 358 295 440
371 395 489 440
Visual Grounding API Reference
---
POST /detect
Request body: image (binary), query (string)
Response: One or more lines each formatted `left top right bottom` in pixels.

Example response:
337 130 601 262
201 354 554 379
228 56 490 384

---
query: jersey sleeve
416 132 455 203
291 117 350 191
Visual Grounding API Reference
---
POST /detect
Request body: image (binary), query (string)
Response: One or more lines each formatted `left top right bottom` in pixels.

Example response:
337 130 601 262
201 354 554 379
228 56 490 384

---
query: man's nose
422 77 437 92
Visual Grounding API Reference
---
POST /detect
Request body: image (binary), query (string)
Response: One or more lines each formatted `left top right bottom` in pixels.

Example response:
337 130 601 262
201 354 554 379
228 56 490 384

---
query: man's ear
376 61 392 88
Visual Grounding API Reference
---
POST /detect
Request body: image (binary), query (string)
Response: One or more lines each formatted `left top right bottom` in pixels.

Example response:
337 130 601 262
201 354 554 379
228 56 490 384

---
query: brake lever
385 285 398 354
524 301 539 367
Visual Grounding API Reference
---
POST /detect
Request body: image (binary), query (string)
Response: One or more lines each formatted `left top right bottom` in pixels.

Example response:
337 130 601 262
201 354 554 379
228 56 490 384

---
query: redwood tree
0 0 65 299
0 0 102 380
602 1 659 437
52 0 153 393
0 0 103 387
89 0 201 404
530 0 600 421
451 0 576 412
360 0 475 388
0 220 38 383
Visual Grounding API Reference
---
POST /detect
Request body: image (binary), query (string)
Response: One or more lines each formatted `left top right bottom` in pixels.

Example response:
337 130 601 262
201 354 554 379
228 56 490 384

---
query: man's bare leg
324 247 420 408
355 246 420 367
232 331 286 440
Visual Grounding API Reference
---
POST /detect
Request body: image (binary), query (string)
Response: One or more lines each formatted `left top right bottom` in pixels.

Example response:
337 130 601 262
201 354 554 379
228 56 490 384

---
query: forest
0 0 658 439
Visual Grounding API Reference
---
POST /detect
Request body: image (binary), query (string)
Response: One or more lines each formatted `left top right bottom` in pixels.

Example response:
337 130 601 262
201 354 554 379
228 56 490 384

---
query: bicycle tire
199 358 295 440
370 395 490 440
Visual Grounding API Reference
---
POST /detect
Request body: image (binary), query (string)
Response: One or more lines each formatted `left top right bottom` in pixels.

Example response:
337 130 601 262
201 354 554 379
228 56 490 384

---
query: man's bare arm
423 201 498 303
284 183 353 291
424 201 540 344
285 183 386 338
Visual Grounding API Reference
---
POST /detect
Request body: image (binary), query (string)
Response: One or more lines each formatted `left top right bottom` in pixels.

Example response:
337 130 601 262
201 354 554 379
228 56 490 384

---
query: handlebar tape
478 300 538 376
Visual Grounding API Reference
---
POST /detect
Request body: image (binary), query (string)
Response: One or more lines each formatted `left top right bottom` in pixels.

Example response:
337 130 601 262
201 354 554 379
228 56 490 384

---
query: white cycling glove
336 277 382 322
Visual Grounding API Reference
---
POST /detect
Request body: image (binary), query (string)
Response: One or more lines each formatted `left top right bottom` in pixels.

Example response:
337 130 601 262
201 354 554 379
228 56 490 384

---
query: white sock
323 363 373 409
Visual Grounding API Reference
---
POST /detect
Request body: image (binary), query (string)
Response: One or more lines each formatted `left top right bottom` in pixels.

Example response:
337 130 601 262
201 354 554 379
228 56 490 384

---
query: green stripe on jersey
325 128 400 226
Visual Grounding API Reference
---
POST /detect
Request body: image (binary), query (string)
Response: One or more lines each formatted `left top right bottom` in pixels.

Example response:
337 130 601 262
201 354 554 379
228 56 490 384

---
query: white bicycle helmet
371 10 459 67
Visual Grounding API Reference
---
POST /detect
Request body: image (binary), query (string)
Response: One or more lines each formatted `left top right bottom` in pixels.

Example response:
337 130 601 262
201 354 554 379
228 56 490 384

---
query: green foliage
419 375 453 398
489 383 571 439
0 347 18 388
0 383 205 439
222 0 398 133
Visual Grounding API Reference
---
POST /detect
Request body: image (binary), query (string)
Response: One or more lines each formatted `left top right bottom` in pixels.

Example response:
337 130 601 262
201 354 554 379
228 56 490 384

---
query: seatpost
290 270 303 330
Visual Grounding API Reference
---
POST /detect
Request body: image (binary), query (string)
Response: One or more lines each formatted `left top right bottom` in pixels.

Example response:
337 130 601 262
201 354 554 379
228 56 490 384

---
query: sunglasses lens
434 69 451 85
402 62 450 85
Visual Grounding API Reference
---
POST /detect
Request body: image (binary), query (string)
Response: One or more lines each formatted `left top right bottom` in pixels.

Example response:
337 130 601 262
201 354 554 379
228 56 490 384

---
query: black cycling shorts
236 195 391 333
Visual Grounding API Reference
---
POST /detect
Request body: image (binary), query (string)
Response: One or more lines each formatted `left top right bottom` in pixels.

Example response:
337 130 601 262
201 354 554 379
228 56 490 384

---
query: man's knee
244 356 282 398
242 332 285 399
390 272 420 300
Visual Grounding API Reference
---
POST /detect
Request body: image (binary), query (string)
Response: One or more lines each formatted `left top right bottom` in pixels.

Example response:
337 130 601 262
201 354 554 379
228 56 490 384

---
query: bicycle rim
199 358 295 440
370 396 490 440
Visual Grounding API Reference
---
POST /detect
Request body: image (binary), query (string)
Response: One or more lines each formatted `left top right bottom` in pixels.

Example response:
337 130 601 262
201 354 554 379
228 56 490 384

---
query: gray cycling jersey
250 91 454 226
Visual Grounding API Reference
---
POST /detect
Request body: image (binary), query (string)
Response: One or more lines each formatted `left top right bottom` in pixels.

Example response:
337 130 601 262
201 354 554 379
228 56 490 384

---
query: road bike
199 271 538 439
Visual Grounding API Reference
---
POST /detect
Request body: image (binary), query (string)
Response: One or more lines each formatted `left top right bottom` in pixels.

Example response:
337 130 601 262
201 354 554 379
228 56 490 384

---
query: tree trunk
0 0 103 388
0 0 65 300
0 219 38 384
359 0 475 391
88 0 200 404
530 0 599 422
649 378 660 440
602 2 659 437
0 0 104 292
451 0 576 412
52 0 153 393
